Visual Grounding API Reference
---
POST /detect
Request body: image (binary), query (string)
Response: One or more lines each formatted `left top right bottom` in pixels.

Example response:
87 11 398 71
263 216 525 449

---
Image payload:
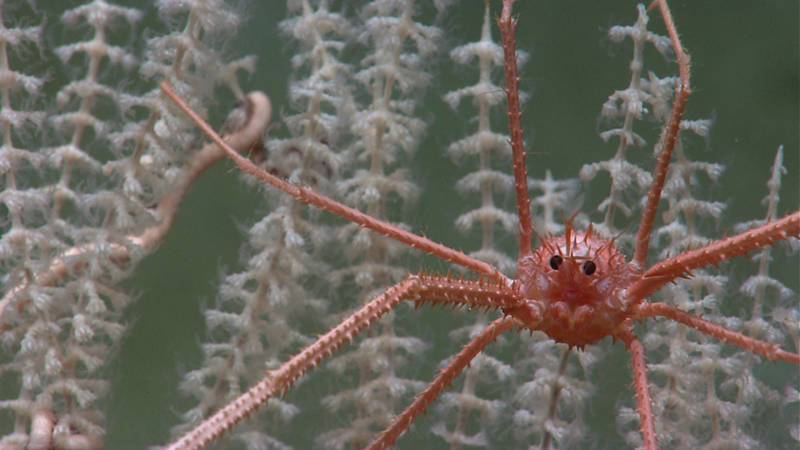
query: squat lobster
162 0 800 448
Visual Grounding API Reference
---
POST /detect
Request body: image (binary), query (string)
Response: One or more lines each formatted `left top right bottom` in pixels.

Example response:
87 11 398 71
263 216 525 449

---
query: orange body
516 226 641 347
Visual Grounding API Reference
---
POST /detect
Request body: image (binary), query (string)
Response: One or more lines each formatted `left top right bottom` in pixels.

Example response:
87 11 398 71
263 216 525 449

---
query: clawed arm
633 302 800 364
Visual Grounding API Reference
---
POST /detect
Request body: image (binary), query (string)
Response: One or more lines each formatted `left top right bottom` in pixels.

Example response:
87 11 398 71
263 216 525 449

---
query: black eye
582 260 596 275
549 255 563 270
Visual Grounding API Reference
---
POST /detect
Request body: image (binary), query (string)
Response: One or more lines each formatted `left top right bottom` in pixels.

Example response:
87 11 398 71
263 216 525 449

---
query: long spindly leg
497 0 534 258
368 316 519 450
633 302 800 364
616 326 658 450
626 210 800 301
167 277 422 450
168 274 522 449
159 82 504 282
632 0 692 268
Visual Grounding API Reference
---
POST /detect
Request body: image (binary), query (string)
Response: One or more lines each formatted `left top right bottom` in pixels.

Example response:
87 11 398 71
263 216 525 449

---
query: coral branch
0 92 271 330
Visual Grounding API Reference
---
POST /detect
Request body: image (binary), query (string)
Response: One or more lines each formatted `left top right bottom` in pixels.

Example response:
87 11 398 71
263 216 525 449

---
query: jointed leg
160 82 504 282
413 273 518 311
168 274 520 449
167 277 422 450
626 211 800 299
632 0 692 268
616 327 657 450
634 302 800 364
498 0 534 257
627 211 800 300
367 316 519 450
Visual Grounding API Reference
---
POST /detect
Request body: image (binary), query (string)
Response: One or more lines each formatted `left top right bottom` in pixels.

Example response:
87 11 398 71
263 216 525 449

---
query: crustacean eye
582 260 596 275
549 255 563 270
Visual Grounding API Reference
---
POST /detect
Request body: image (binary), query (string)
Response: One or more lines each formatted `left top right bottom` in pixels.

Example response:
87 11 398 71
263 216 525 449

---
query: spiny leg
633 302 800 364
626 210 800 301
498 0 534 258
616 327 658 450
364 273 525 448
168 274 521 449
632 0 692 268
367 316 519 450
167 277 422 450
